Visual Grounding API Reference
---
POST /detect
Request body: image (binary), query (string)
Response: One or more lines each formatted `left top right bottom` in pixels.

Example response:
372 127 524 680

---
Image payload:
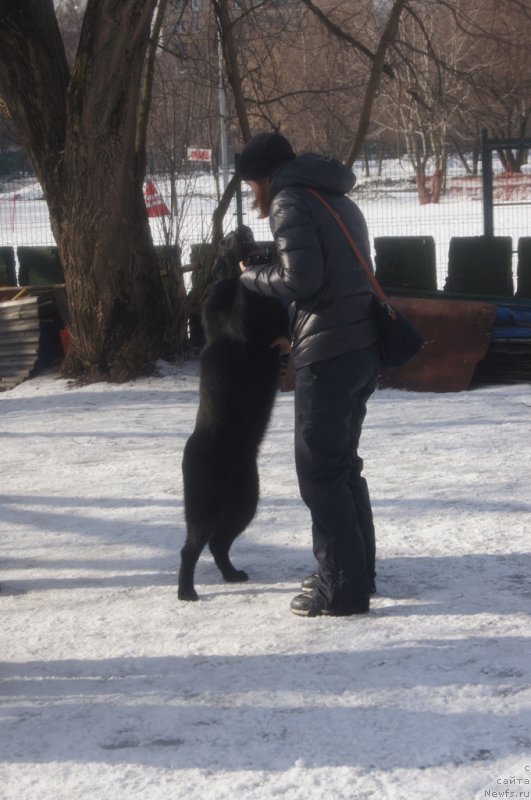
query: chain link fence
1 145 529 291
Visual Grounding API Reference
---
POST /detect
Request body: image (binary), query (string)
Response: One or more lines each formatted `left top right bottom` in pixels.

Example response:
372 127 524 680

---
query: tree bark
0 0 172 382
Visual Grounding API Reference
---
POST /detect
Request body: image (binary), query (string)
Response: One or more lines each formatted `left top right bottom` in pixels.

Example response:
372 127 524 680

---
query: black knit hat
238 132 295 180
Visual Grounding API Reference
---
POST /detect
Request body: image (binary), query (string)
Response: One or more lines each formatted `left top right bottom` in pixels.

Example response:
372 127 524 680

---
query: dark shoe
290 593 322 617
290 593 369 617
301 573 377 595
300 573 318 594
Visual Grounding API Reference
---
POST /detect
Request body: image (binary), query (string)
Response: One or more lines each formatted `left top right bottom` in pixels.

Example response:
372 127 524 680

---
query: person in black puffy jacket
239 132 381 617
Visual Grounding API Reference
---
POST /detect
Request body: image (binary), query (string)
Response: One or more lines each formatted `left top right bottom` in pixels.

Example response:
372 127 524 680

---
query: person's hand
270 336 291 354
239 260 246 272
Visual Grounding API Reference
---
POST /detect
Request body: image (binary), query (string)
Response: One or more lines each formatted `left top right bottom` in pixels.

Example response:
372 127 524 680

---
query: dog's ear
213 231 242 280
219 231 239 256
235 225 255 245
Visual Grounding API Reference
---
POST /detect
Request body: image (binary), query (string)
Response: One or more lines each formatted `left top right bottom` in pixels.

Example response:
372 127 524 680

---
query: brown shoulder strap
305 186 389 306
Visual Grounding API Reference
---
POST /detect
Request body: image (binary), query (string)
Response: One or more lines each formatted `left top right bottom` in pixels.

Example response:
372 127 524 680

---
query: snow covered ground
1 360 531 799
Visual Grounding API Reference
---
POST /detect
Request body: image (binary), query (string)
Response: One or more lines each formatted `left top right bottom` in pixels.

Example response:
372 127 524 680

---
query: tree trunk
58 180 163 381
0 0 173 382
212 0 251 143
345 0 407 167
500 148 522 174
450 135 473 175
59 0 164 379
415 171 432 205
472 146 480 176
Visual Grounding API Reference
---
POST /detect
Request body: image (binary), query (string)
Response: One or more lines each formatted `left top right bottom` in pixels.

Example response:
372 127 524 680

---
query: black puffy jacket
240 153 379 369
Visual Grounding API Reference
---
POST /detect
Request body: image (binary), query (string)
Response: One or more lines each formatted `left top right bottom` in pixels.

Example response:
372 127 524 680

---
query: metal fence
1 144 529 290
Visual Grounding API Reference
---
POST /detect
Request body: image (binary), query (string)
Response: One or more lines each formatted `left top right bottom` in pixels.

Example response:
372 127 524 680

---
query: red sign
187 147 212 162
144 179 170 218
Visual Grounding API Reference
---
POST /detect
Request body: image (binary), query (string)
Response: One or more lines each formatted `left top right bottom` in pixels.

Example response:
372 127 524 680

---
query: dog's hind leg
178 528 209 601
209 528 250 583
209 462 259 583
178 539 201 601
179 435 221 601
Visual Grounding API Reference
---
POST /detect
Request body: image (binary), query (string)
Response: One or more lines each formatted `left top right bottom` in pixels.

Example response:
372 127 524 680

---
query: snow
1 360 531 799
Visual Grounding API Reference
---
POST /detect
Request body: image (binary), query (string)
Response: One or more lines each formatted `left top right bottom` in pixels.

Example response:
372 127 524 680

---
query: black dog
178 227 289 601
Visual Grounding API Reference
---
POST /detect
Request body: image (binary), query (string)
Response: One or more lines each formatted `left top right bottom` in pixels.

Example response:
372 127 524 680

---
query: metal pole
218 36 229 192
481 128 494 237
234 153 243 227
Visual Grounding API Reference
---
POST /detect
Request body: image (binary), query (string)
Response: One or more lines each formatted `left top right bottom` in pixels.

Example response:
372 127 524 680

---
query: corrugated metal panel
0 296 41 391
379 297 496 392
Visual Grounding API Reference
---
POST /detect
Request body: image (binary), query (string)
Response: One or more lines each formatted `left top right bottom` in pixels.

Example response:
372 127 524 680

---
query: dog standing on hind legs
178 228 290 601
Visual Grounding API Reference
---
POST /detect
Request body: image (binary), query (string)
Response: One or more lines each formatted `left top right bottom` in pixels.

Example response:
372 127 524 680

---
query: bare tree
0 0 176 382
214 0 407 165
373 0 531 193
144 0 530 243
463 0 530 172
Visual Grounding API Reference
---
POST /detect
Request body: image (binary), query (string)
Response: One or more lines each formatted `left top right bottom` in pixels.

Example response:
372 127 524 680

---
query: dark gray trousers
294 345 380 611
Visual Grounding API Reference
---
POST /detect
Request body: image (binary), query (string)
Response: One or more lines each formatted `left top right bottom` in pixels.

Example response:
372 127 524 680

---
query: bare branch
299 0 395 78
137 0 170 176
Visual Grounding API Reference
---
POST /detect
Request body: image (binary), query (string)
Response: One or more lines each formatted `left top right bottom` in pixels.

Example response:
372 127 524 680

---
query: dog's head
213 225 270 280
219 225 256 262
